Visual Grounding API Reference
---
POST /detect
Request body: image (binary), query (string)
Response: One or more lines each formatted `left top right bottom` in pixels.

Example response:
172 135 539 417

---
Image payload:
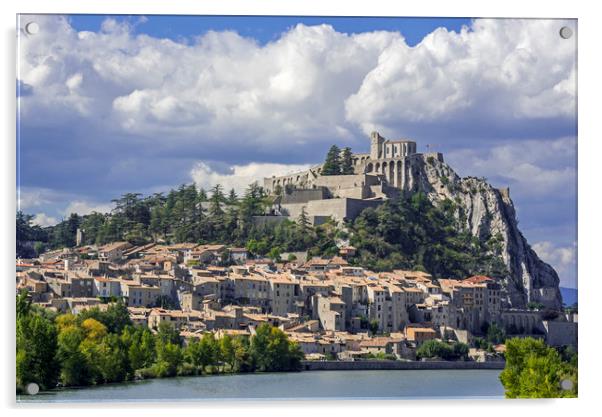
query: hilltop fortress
261 131 564 310
263 132 443 225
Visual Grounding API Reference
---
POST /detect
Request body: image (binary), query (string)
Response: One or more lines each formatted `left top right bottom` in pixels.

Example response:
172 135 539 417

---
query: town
16 238 577 364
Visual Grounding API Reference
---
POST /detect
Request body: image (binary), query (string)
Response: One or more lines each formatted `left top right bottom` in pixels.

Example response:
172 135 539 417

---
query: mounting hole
559 26 573 39
560 379 574 391
25 22 39 35
26 382 39 395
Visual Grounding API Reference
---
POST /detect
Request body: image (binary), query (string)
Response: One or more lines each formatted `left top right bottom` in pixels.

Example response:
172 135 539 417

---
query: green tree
349 193 508 280
16 309 60 390
95 333 129 383
340 147 354 175
321 145 341 175
56 325 90 386
416 340 469 360
268 247 282 262
500 337 577 398
154 341 183 377
102 301 132 333
227 188 238 205
297 207 312 232
369 319 380 336
249 324 303 372
232 336 252 372
122 326 155 371
156 321 181 346
219 335 236 371
17 211 44 258
185 333 218 373
209 184 226 216
485 322 506 344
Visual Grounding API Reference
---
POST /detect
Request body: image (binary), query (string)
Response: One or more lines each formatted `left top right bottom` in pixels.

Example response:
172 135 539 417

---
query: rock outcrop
402 153 562 310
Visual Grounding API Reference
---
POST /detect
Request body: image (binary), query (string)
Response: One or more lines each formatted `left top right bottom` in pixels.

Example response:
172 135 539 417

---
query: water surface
17 369 505 402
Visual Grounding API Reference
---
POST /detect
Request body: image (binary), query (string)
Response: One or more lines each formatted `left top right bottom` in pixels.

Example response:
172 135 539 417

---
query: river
17 369 505 402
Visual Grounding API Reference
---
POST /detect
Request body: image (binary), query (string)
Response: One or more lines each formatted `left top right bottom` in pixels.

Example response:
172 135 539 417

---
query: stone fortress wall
261 132 440 225
264 132 423 194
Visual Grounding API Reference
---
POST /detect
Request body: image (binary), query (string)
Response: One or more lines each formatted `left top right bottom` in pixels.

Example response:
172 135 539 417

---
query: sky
16 15 577 288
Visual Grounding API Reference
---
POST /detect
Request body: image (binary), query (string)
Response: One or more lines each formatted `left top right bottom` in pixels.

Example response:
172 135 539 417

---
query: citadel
263 131 442 225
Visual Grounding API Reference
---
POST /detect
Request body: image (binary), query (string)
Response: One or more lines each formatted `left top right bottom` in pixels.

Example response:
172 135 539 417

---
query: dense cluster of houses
16 241 577 361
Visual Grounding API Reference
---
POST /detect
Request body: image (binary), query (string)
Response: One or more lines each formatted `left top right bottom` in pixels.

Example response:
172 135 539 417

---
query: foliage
23 181 340 261
77 300 132 334
366 352 397 361
16 293 304 392
16 211 49 258
527 301 545 311
500 337 577 398
473 337 492 351
321 145 341 175
185 333 218 372
416 340 469 361
16 291 60 390
249 323 303 372
369 319 379 336
348 193 509 279
485 322 506 344
340 147 354 175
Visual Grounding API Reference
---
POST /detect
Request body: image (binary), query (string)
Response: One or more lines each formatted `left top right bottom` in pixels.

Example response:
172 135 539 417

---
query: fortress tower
264 131 422 194
370 131 385 159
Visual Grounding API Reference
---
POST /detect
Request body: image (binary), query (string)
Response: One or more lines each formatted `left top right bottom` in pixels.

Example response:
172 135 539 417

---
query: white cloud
190 162 311 195
18 187 62 211
345 19 576 135
64 200 113 216
32 213 59 227
446 137 576 198
18 16 576 147
532 241 577 287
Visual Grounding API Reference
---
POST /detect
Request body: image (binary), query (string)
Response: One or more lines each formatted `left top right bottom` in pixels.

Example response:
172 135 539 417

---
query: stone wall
251 216 291 227
281 188 327 204
542 320 578 347
301 360 505 371
280 198 383 224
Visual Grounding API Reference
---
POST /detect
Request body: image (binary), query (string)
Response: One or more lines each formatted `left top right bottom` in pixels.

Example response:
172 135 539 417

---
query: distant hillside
560 287 578 306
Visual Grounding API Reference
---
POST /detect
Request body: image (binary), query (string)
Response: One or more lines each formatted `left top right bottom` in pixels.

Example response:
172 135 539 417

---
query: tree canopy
348 192 508 279
321 145 341 175
499 337 577 398
16 292 302 392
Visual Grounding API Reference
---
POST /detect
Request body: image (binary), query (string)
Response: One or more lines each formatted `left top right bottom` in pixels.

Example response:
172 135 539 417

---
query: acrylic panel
16 14 578 402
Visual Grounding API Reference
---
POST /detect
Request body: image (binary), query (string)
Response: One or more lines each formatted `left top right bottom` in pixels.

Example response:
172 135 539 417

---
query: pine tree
209 184 225 217
322 145 341 175
197 188 208 202
297 207 312 231
341 147 354 175
227 188 238 205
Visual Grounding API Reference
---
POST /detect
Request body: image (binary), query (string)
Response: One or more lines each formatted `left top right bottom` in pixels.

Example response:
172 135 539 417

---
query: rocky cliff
400 152 563 310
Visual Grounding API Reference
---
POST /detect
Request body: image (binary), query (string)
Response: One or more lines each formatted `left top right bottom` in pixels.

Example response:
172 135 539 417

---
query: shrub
416 340 469 360
177 362 198 376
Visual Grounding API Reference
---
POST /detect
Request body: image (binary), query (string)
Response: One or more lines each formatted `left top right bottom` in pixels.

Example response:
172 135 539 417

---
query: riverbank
301 360 505 371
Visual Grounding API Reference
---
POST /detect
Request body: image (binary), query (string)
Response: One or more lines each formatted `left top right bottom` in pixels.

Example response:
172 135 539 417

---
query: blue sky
67 15 473 47
16 15 577 288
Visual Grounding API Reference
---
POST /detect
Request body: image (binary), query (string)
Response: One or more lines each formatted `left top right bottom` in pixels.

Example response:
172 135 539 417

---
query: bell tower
370 131 384 160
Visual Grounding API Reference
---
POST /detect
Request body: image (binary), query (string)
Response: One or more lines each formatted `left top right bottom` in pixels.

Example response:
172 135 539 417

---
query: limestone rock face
401 153 563 310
